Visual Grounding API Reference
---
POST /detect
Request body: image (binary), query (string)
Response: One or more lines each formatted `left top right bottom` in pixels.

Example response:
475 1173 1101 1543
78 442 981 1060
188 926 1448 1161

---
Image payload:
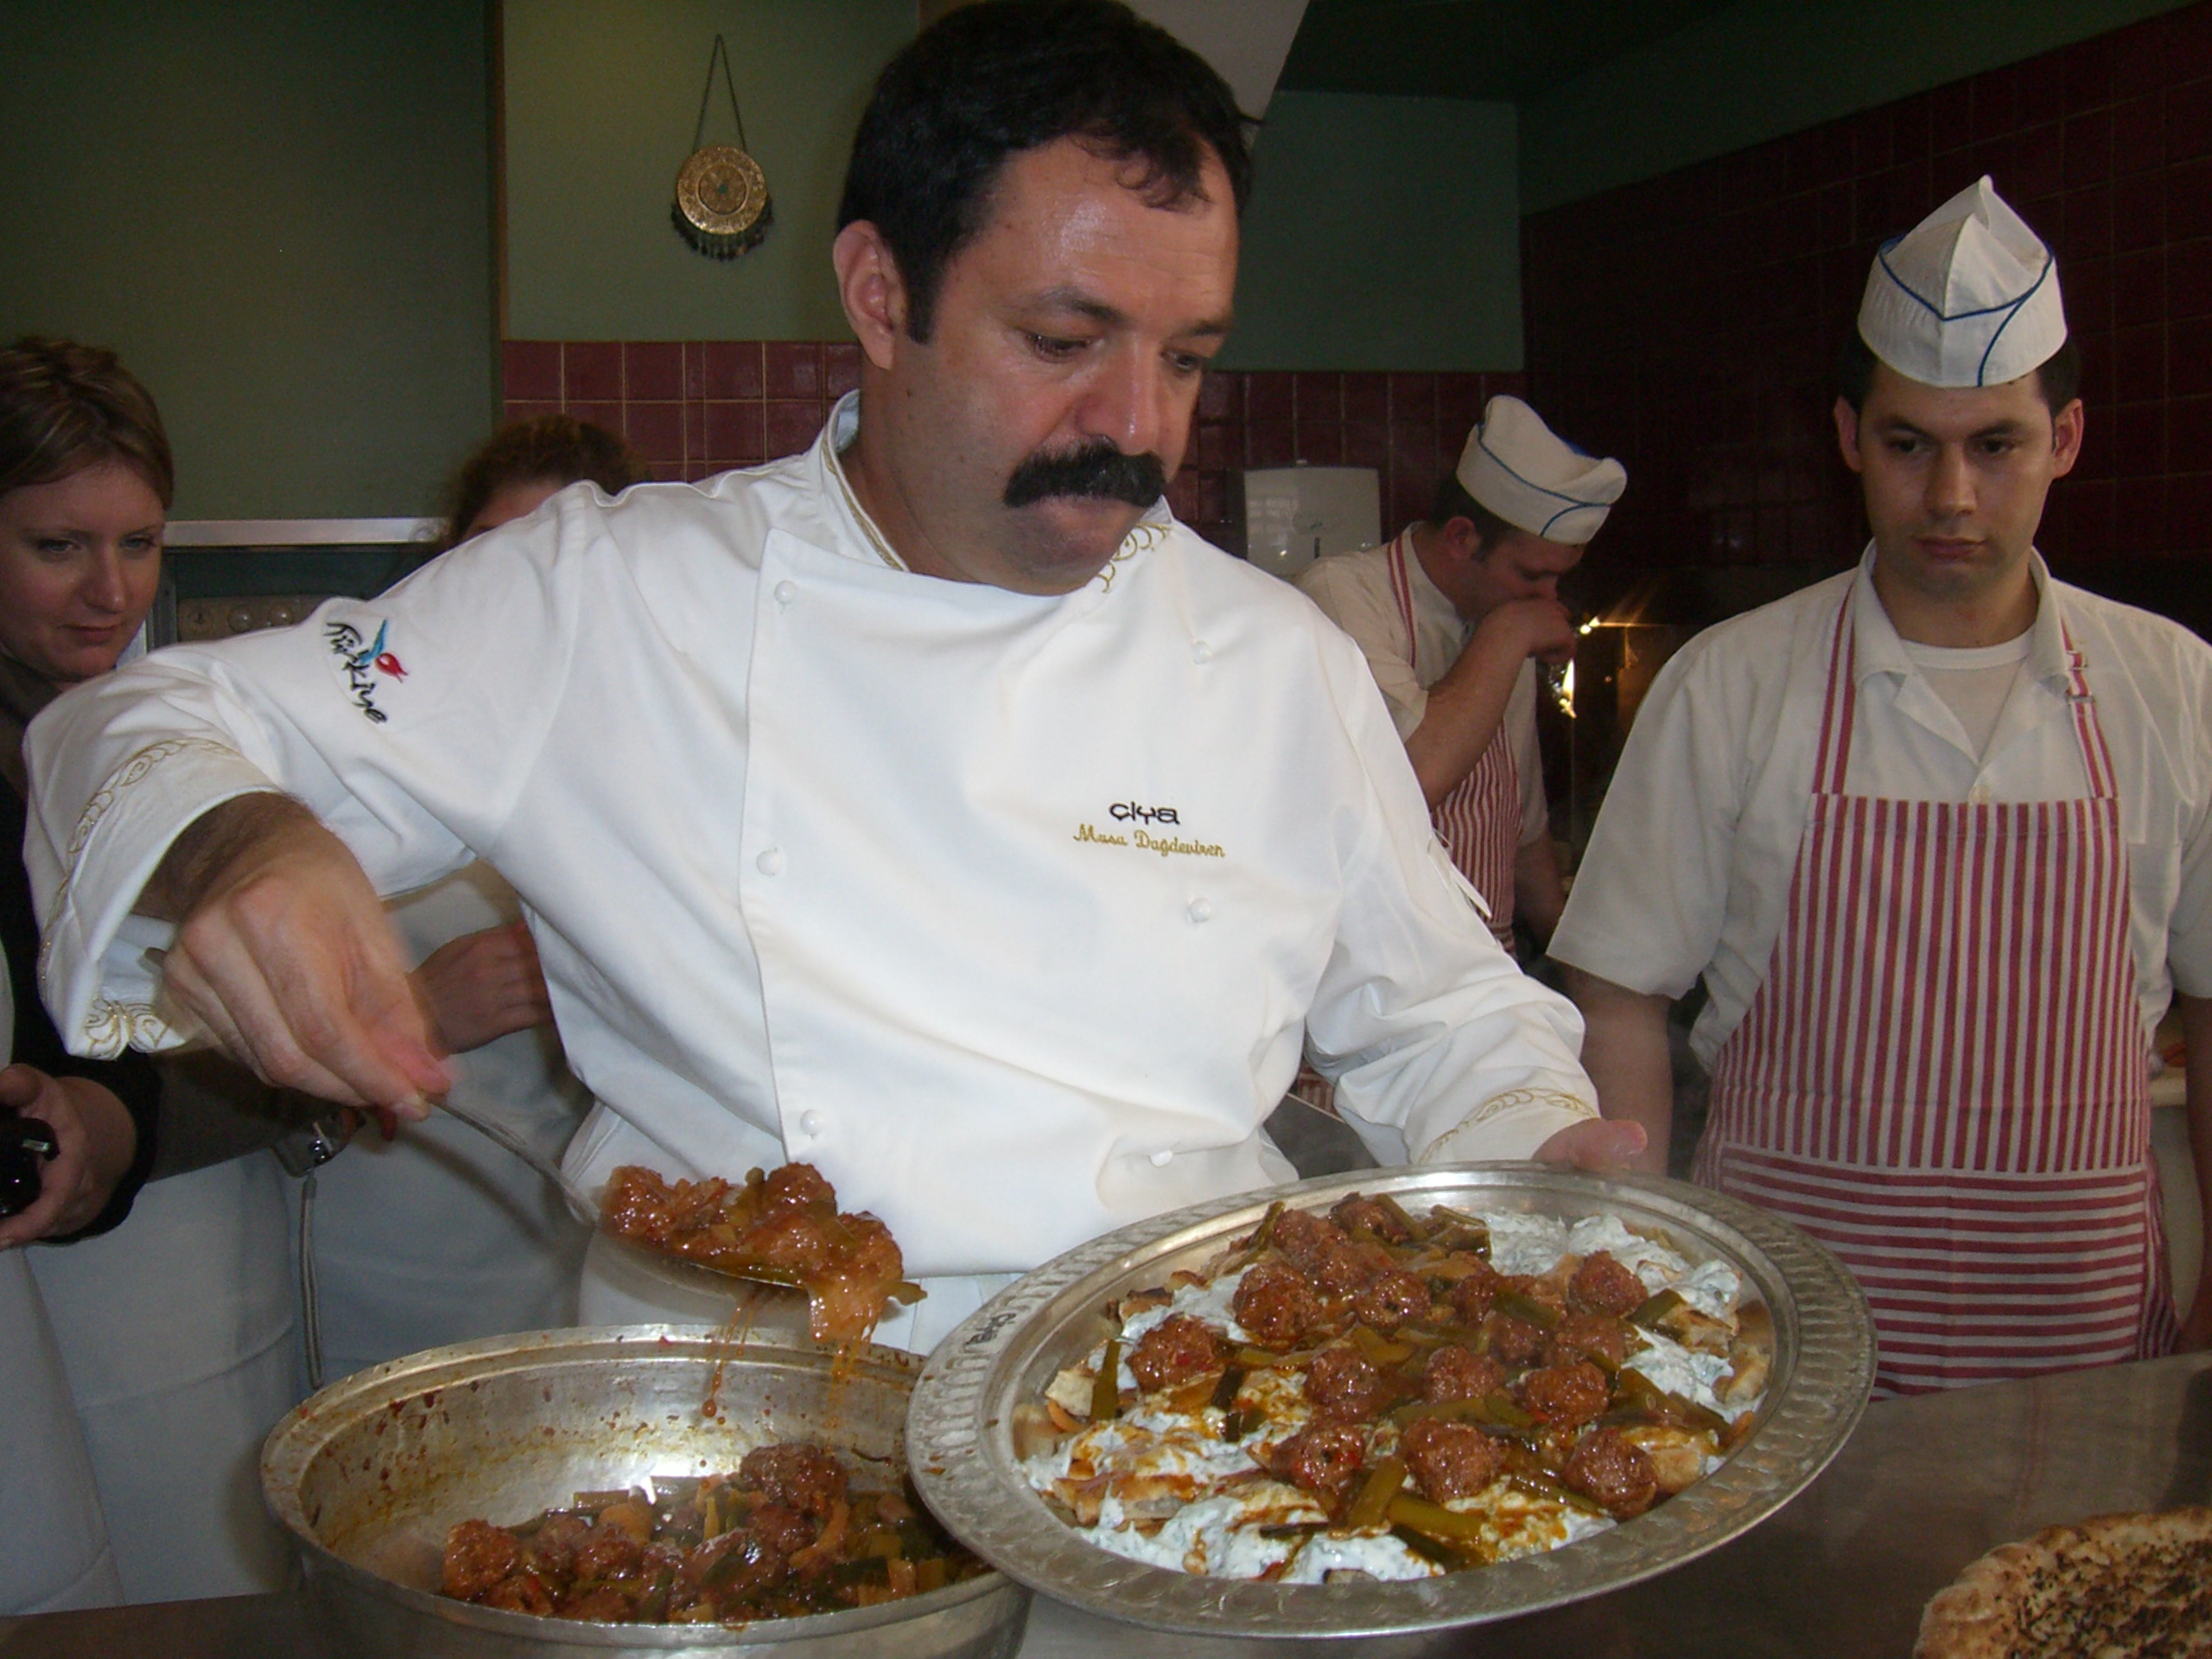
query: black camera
0 1109 60 1218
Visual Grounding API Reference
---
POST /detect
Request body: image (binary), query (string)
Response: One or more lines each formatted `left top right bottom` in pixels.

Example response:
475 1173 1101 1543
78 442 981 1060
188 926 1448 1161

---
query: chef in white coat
26 0 1638 1353
1299 397 1624 951
1554 178 2212 1395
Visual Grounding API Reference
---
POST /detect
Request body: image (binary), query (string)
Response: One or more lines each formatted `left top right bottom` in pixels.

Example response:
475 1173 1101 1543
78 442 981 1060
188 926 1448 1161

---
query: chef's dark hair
1427 475 1515 551
439 414 645 552
1837 327 2082 415
0 336 173 508
838 0 1253 343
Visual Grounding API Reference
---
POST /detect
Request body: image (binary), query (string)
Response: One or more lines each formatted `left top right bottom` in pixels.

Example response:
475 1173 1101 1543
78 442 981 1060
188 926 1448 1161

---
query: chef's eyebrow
1029 286 1234 339
1875 413 2034 442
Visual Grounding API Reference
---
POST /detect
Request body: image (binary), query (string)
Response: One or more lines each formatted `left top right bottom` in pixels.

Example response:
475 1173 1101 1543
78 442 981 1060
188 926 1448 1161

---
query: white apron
0 1246 120 1613
1387 532 1519 948
301 863 590 1380
1698 607 2179 1395
28 1153 302 1600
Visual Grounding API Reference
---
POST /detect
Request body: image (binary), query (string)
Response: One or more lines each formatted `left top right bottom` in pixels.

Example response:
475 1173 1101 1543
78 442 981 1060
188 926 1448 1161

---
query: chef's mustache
1002 442 1168 510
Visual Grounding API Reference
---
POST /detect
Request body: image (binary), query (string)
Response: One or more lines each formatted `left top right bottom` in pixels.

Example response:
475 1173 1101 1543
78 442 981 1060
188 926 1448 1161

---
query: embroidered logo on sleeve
326 619 404 722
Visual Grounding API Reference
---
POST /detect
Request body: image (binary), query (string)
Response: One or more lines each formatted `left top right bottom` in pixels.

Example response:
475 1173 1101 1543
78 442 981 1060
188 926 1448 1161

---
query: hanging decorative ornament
672 34 771 260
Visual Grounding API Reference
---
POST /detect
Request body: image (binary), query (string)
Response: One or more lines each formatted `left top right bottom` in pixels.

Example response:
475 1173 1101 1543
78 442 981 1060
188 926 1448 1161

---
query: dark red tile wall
1521 1 2212 632
503 341 1522 556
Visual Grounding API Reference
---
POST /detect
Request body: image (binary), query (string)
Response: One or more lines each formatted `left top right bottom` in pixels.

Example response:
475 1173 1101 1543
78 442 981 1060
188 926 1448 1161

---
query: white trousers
28 1154 302 1603
0 1252 119 1614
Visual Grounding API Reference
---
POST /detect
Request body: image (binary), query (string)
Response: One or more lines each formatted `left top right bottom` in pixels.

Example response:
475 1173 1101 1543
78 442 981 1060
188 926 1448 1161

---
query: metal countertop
6 1352 2209 1658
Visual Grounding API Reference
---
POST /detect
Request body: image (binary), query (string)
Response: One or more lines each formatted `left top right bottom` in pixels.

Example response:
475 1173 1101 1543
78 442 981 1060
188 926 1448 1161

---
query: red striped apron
1387 531 1521 950
1697 596 2177 1395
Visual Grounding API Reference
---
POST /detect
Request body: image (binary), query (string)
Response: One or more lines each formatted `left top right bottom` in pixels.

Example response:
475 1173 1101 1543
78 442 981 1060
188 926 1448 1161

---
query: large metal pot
261 1325 1030 1658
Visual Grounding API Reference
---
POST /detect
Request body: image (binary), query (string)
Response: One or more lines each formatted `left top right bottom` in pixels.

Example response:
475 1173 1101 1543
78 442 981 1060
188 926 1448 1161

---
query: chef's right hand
1477 596 1578 666
147 795 450 1116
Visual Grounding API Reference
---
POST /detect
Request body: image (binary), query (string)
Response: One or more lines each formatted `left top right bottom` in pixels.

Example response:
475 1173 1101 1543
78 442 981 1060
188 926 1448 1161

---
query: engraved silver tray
907 1165 1874 1638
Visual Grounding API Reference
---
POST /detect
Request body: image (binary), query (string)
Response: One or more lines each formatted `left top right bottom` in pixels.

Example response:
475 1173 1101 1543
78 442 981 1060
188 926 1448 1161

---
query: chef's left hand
0 1065 137 1248
1535 1116 1649 1173
414 921 553 1055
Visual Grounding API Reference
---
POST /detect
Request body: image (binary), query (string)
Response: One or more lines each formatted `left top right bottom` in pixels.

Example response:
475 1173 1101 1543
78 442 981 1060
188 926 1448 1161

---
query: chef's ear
1833 396 1866 475
834 221 910 372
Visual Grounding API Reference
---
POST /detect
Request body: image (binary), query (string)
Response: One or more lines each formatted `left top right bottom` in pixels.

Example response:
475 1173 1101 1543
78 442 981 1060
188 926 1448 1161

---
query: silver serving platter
262 1325 1028 1659
908 1165 1874 1639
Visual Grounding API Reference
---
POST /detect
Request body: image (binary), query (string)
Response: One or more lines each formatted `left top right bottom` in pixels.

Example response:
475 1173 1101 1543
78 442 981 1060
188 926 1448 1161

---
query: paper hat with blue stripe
1859 176 2067 389
1455 395 1626 545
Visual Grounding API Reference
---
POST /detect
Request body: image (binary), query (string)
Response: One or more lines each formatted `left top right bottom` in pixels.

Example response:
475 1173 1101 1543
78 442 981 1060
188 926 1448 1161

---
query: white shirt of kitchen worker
1297 535 1548 849
1551 547 2212 1066
28 393 1594 1282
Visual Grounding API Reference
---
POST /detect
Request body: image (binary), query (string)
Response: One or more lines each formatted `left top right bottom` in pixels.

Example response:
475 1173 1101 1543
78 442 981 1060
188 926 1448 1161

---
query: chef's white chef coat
0 966 121 1616
29 394 1594 1282
1296 536 1548 846
302 862 590 1380
1552 548 2212 1065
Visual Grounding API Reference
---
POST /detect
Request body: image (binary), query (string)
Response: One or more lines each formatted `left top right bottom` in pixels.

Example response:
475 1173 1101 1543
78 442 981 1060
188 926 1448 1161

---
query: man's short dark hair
838 0 1252 342
1427 474 1515 550
1836 327 2082 415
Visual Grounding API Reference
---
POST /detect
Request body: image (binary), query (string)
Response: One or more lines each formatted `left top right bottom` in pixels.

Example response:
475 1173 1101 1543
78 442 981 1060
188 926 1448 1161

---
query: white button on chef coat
1554 548 2212 1064
29 394 1595 1283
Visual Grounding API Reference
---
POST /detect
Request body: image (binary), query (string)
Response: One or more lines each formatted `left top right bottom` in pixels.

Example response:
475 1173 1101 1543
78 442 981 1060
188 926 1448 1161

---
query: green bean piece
1091 1339 1122 1423
1210 1363 1246 1414
1349 1325 1414 1365
1374 1194 1429 1243
1495 1290 1561 1330
1222 1407 1256 1442
1508 1470 1609 1518
1628 1289 1684 1330
1384 1493 1499 1560
1344 1457 1408 1530
1249 1198 1287 1252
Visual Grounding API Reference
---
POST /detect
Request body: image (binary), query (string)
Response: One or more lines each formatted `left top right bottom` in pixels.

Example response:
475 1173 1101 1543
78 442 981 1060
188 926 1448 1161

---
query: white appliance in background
1236 465 1380 582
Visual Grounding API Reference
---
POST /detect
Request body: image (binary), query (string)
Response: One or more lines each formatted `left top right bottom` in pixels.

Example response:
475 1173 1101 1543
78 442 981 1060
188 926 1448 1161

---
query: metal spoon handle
435 1095 598 1220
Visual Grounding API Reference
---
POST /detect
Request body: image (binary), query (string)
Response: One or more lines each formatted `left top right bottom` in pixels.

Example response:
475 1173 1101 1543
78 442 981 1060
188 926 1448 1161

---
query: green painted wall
0 2 495 518
1522 0 2199 212
1221 92 1522 371
502 0 912 340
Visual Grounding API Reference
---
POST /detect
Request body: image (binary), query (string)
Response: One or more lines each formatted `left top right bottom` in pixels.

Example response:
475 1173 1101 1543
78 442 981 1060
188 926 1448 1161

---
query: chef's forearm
1564 967 1673 1175
1515 836 1566 946
1403 636 1522 807
137 792 322 922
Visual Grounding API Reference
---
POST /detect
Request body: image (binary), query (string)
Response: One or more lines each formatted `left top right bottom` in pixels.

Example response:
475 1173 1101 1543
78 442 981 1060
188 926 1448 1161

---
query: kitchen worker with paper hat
1299 397 1624 951
1553 176 2212 1395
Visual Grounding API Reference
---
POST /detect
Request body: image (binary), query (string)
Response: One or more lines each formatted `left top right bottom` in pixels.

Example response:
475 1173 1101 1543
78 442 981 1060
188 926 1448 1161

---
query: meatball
1268 1208 1350 1275
745 1502 819 1560
738 1444 848 1520
1516 1361 1611 1430
681 1527 789 1600
524 1512 594 1581
1502 1274 1567 1319
571 1523 645 1583
558 1584 636 1622
1446 1259 1504 1323
1564 1427 1660 1518
1482 1310 1548 1369
1423 1343 1508 1404
1128 1313 1227 1391
1545 1311 1627 1372
1330 1194 1412 1243
443 1519 524 1601
1309 1237 1395 1298
483 1571 556 1617
1568 1251 1649 1319
1233 1257 1321 1350
1271 1421 1368 1500
1304 1344 1395 1423
1400 1417 1504 1503
1353 1267 1433 1332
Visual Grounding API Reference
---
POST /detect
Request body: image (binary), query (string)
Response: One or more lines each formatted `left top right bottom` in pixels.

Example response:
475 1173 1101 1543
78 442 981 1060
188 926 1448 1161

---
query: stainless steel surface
14 1354 2212 1656
259 1325 1028 1658
910 1165 1874 1639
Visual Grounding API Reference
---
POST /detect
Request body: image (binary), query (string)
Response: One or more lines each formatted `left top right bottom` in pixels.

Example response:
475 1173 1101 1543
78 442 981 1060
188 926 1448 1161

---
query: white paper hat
1859 176 2067 389
1455 395 1626 545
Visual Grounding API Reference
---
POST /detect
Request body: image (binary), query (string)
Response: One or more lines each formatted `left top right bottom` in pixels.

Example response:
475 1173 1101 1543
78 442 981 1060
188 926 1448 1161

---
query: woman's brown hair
0 336 174 507
440 414 645 551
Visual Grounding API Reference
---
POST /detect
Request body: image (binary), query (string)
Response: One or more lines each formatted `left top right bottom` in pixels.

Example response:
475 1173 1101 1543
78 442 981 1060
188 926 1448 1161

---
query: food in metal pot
1020 1193 1770 1580
440 1441 990 1624
600 1161 921 1342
